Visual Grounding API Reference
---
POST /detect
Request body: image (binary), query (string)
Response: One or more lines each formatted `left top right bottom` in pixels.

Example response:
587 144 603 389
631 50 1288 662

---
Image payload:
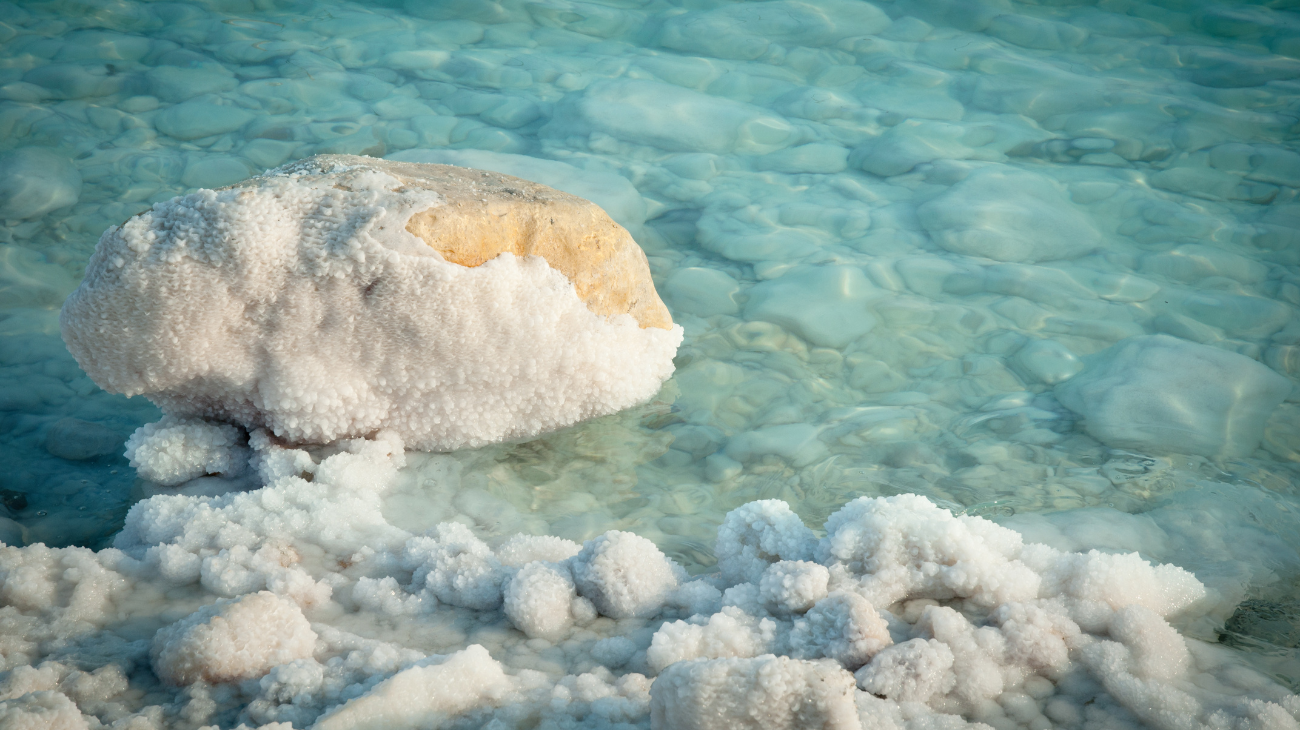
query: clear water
3 0 1300 700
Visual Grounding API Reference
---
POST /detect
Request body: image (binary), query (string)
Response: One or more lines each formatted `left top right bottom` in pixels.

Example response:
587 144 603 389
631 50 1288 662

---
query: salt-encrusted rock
715 500 817 586
61 155 681 451
404 522 506 610
151 591 317 685
496 534 582 567
854 638 956 703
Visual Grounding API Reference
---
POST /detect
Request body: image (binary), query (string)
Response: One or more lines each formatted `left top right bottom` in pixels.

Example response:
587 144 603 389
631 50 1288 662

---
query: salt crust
60 156 682 452
123 415 249 487
3 432 1297 729
150 591 317 685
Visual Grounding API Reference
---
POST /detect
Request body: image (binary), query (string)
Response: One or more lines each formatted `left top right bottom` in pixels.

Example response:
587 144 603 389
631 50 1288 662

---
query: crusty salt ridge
1 430 1297 729
59 155 682 451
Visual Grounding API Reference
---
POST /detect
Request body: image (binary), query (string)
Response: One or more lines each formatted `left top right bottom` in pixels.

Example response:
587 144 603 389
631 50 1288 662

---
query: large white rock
61 155 681 451
1055 335 1292 457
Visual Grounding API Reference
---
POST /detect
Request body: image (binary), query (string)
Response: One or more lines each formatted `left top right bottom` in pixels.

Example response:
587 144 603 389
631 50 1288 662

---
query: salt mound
150 591 317 685
60 155 682 451
1055 334 1292 457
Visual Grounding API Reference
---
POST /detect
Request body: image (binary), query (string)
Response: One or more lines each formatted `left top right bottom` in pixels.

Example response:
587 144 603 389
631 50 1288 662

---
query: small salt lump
405 522 506 610
151 591 317 685
1055 334 1292 457
650 655 859 730
503 561 577 640
61 155 682 452
124 416 249 486
789 591 892 669
715 499 817 586
0 691 88 730
495 534 582 567
759 560 829 614
854 638 956 703
569 530 679 619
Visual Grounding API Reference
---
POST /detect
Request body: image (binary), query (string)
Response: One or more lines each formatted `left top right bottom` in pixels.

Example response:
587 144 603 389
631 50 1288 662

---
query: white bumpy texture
59 157 682 451
150 591 317 685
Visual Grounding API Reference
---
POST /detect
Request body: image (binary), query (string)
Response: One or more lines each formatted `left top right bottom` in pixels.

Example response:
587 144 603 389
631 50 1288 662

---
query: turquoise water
3 0 1300 723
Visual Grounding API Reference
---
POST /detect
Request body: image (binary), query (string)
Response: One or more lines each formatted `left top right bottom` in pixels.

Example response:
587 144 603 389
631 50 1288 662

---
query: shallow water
2 0 1300 724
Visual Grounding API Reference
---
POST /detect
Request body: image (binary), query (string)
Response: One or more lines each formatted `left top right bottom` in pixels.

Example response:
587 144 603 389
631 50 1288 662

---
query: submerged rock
0 148 81 220
1055 334 1291 458
60 155 681 451
43 417 122 461
1221 598 1300 650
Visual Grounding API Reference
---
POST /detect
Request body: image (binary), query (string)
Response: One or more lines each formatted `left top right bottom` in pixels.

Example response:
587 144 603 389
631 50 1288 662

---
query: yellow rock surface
317 155 673 331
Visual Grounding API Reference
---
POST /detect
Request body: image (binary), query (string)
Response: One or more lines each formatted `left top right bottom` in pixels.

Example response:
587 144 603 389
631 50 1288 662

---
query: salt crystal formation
60 155 682 451
150 591 317 685
4 432 1297 729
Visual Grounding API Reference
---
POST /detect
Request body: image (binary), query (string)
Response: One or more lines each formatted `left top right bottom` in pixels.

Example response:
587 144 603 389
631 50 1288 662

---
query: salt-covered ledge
1 430 1296 730
59 155 682 455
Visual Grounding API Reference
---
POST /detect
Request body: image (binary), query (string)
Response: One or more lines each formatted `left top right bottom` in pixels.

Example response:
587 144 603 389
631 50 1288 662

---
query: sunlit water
3 0 1300 720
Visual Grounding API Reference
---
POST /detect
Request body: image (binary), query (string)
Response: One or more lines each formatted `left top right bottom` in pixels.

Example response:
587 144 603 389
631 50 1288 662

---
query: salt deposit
150 591 317 685
3 435 1295 728
3 0 1300 726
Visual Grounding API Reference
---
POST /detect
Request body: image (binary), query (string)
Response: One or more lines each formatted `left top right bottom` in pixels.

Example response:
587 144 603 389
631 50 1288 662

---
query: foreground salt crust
1 432 1296 730
59 155 682 452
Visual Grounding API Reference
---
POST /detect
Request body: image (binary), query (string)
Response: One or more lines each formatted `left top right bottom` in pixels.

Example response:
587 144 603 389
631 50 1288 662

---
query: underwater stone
744 265 879 348
664 267 741 317
145 66 237 103
61 155 680 451
546 78 798 155
43 417 122 461
154 100 254 141
917 166 1101 263
1013 339 1083 385
657 0 890 61
151 592 317 685
1055 335 1292 458
0 148 81 220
